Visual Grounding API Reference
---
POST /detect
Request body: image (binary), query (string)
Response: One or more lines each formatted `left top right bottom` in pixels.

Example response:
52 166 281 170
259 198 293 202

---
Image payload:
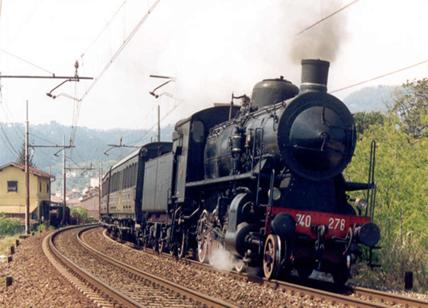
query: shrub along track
96 226 428 308
44 225 233 308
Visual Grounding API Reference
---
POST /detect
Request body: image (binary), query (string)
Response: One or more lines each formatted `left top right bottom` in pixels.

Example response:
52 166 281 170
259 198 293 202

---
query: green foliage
346 109 428 290
393 78 428 138
0 235 19 255
0 214 23 236
353 111 386 136
36 223 55 232
71 207 90 224
16 142 35 167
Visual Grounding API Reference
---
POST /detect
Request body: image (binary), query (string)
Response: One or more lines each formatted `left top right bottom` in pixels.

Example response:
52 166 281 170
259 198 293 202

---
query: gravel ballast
84 227 338 307
0 231 96 308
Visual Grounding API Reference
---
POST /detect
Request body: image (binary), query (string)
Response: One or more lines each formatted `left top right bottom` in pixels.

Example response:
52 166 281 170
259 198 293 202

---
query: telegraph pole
98 163 102 222
149 74 175 143
62 136 67 226
24 100 30 234
157 104 161 142
31 142 74 227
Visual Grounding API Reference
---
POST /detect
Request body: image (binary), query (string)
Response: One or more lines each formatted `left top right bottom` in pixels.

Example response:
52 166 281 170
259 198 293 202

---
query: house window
7 181 18 192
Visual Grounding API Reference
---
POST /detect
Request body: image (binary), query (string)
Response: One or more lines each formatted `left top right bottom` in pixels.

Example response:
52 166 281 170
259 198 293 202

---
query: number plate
270 207 371 239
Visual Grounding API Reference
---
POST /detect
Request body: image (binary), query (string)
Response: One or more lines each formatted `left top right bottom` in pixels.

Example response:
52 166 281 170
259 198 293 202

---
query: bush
346 111 428 292
351 235 428 292
0 215 23 236
71 207 90 224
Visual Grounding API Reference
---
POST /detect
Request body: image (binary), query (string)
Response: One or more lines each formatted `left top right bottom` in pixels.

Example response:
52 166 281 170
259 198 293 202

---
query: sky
1 0 428 137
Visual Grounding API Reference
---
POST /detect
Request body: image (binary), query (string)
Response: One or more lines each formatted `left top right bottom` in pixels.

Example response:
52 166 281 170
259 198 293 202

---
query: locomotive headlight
355 198 368 210
357 223 380 247
269 187 282 201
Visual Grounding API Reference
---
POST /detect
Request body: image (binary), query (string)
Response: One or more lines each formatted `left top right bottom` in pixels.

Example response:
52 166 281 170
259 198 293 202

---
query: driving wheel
263 234 282 279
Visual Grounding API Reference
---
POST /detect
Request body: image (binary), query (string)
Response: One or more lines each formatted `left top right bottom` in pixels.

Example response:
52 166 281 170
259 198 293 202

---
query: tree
71 207 89 224
353 111 386 136
16 142 35 167
346 114 428 290
393 78 428 138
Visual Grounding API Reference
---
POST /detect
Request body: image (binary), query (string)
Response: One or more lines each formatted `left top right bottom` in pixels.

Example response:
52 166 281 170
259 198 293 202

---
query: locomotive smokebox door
278 93 356 181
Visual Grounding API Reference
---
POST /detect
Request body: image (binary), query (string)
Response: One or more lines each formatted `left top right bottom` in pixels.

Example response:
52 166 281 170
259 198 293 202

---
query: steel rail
102 227 428 308
101 229 381 307
79 226 236 308
351 286 428 308
44 225 141 308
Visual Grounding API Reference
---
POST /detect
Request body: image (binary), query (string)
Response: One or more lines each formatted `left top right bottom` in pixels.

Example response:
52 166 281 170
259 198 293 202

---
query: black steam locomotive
101 59 380 286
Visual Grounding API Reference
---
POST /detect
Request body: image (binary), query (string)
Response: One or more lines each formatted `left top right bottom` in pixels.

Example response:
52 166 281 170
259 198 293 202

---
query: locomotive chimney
300 59 330 92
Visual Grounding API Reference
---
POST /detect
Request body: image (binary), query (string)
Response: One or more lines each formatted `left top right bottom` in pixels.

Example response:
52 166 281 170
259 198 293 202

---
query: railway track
350 287 428 308
43 225 235 308
101 227 428 308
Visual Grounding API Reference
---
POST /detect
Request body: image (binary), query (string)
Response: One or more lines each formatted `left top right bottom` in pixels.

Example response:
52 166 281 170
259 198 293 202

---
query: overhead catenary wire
29 131 56 145
80 0 128 60
296 0 360 35
69 0 160 149
133 102 181 145
331 57 428 93
0 48 54 75
8 0 46 44
79 0 161 102
0 101 24 144
0 122 19 156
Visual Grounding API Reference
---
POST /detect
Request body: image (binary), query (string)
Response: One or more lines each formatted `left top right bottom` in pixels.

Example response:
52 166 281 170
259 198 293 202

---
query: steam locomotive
100 59 380 286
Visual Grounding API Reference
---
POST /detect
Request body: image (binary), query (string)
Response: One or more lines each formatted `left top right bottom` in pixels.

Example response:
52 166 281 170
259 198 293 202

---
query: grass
351 239 428 292
0 235 20 256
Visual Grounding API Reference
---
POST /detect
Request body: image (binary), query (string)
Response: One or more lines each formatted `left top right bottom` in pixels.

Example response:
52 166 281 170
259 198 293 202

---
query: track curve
100 226 428 308
44 225 235 308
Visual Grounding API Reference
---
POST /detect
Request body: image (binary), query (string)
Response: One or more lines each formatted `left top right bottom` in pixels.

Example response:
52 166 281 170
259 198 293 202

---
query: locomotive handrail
345 182 374 191
186 172 256 187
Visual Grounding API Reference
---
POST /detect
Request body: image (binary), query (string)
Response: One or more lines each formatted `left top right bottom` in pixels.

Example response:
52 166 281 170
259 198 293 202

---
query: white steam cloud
209 244 237 272
144 0 350 125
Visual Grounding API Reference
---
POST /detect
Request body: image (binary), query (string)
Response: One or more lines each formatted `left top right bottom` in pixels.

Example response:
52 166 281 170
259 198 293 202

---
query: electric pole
62 136 67 226
24 100 30 234
99 163 103 222
31 142 74 227
149 74 175 143
157 104 161 142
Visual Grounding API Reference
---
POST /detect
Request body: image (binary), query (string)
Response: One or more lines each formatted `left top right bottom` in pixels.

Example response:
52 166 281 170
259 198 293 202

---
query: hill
0 121 174 192
343 85 399 113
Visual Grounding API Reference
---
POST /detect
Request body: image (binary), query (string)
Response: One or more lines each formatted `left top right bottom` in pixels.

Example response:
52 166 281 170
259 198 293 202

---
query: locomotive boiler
101 59 380 286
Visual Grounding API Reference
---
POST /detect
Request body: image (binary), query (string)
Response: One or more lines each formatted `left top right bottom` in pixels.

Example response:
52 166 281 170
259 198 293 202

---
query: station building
0 162 51 220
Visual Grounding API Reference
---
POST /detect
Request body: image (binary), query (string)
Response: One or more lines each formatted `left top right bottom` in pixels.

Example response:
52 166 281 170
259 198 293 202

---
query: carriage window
191 120 205 143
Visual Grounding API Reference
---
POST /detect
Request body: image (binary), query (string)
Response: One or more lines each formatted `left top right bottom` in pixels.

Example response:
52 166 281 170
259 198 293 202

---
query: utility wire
331 57 428 93
79 0 161 102
121 104 158 141
29 131 56 145
0 122 19 156
71 1 128 149
80 0 128 59
133 103 181 145
0 102 23 144
0 48 54 75
296 0 360 35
